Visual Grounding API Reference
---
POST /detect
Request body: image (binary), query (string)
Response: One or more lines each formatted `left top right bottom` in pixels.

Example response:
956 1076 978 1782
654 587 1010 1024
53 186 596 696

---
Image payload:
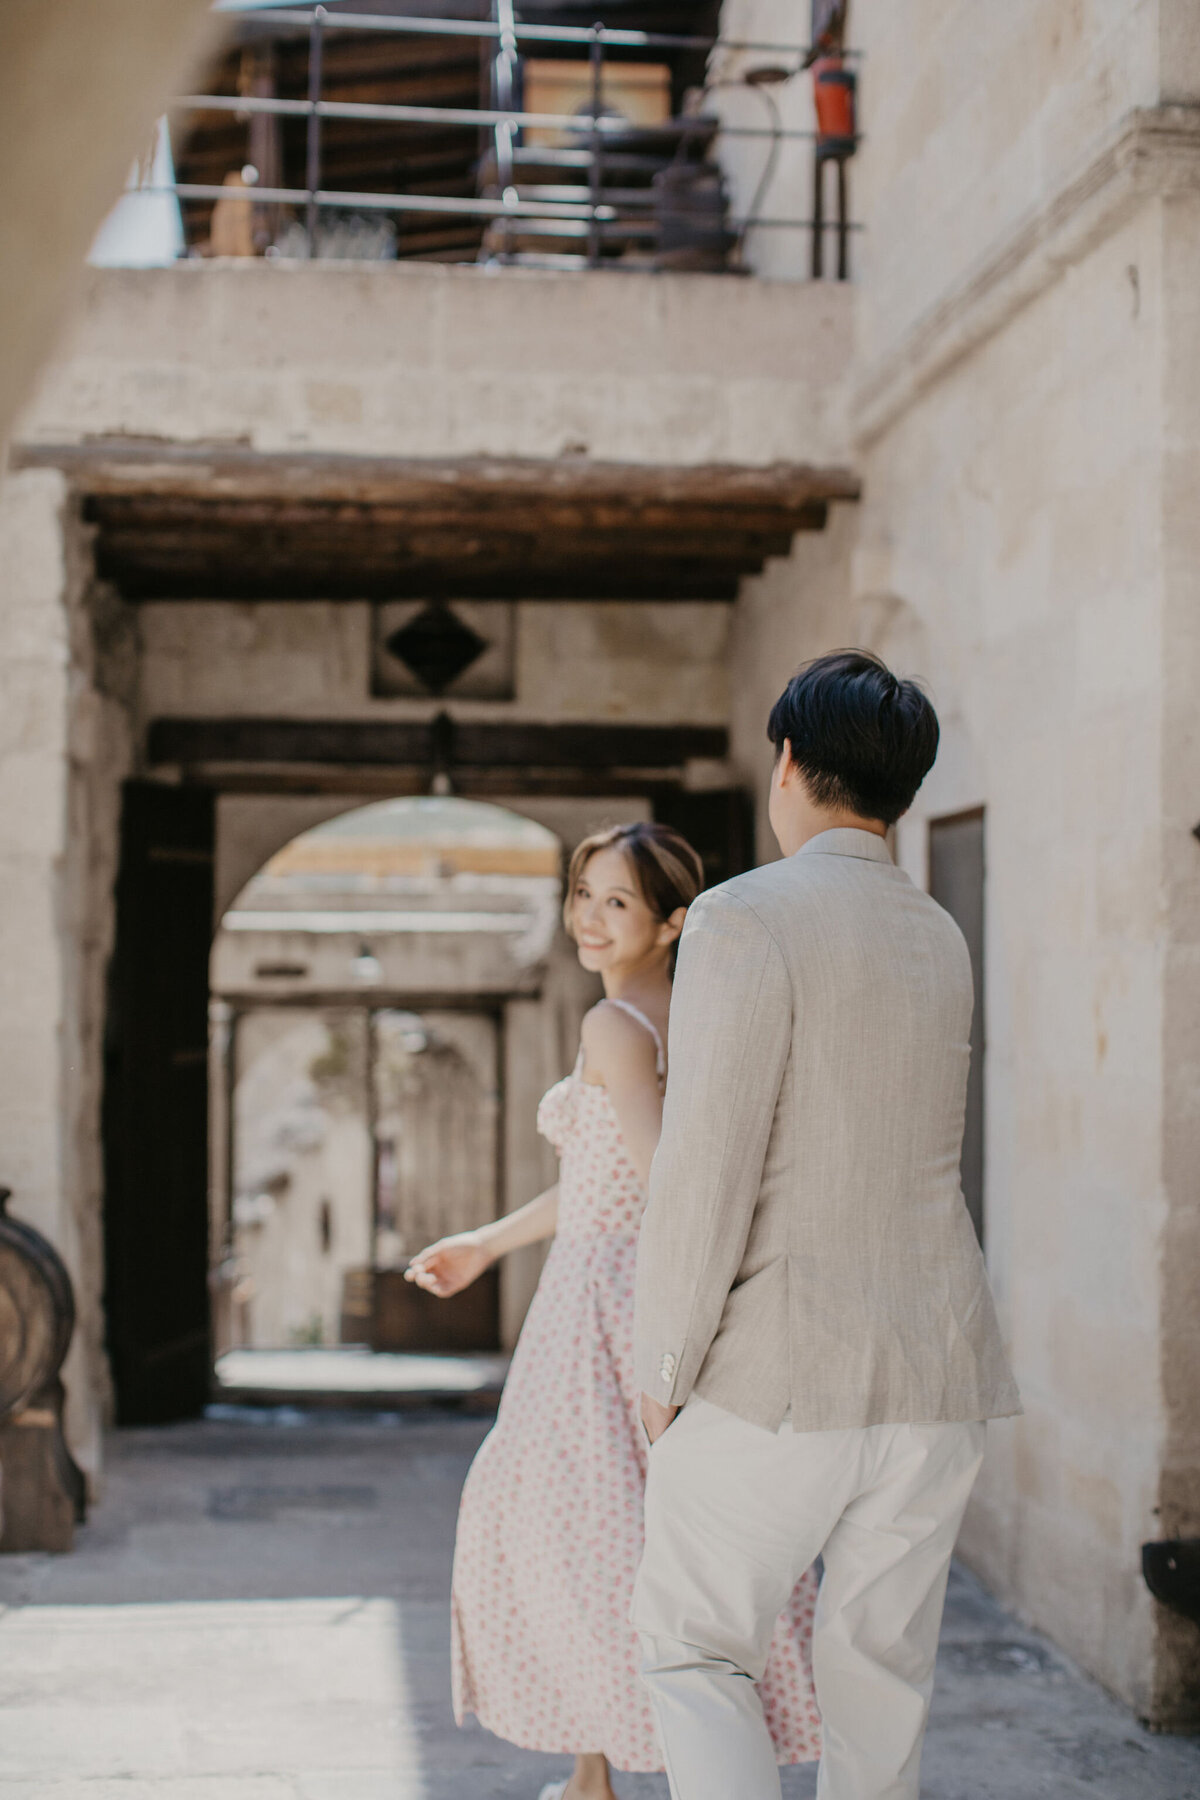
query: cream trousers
633 1396 985 1800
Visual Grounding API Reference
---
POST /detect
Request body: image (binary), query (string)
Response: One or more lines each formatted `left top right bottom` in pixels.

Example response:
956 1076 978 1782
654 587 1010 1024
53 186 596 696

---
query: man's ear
776 740 802 785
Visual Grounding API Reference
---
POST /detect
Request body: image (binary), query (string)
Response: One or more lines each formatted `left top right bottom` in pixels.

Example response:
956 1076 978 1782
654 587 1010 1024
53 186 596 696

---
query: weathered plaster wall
1156 185 1200 1724
136 600 731 730
848 0 1200 1725
853 0 1165 370
728 0 1200 1721
728 506 858 863
872 207 1164 1718
19 260 852 472
732 197 1167 1718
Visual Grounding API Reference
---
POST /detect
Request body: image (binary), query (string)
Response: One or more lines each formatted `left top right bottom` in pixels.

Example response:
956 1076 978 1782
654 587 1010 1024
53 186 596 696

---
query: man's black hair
766 650 939 826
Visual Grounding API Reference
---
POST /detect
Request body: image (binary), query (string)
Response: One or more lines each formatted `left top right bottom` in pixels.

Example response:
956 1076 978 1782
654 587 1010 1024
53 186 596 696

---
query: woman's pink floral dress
451 1006 822 1772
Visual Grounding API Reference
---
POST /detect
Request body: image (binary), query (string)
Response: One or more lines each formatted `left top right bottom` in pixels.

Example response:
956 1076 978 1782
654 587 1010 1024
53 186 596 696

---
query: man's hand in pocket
641 1393 679 1445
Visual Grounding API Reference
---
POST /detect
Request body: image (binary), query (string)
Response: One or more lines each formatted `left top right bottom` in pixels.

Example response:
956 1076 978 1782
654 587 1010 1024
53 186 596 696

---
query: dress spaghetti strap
606 998 666 1078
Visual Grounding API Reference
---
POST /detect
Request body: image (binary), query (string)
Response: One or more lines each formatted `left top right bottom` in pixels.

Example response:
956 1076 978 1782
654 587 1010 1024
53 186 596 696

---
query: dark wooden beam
148 716 728 770
114 566 747 601
180 766 700 799
84 493 815 541
15 442 857 603
85 495 817 599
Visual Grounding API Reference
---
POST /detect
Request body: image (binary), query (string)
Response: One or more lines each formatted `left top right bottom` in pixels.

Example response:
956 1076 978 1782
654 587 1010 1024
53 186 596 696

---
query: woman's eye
608 897 625 909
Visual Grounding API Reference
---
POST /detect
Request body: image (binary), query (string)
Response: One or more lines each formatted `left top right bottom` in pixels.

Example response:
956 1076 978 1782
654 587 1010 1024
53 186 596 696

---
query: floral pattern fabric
450 1043 822 1771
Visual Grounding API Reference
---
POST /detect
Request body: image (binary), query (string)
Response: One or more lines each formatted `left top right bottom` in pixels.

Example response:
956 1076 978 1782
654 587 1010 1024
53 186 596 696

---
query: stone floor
1 1409 1198 1800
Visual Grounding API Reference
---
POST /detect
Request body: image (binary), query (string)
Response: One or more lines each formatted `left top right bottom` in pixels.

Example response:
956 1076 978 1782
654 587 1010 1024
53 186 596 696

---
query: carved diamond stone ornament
372 600 516 699
385 602 487 695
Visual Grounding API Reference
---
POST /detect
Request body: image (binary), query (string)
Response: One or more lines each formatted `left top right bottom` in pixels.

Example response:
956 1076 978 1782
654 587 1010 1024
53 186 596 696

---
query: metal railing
163 4 862 274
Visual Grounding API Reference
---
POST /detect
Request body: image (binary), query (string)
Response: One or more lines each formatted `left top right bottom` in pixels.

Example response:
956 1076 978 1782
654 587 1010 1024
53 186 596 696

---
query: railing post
495 0 518 261
587 22 604 268
305 5 326 257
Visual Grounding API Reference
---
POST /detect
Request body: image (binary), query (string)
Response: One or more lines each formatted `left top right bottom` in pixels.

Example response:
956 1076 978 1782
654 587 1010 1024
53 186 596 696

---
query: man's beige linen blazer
634 828 1020 1433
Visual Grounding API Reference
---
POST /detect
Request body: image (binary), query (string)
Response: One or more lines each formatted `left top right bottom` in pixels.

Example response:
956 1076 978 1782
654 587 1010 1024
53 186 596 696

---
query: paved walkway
1 1411 1198 1799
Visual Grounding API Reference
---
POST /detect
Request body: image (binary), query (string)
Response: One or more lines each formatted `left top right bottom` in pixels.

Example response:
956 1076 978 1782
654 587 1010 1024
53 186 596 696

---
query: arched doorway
102 788 577 1423
102 778 749 1423
208 797 562 1386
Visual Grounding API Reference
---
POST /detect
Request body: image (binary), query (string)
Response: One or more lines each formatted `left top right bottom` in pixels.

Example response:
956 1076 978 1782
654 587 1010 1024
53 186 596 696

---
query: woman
407 823 820 1800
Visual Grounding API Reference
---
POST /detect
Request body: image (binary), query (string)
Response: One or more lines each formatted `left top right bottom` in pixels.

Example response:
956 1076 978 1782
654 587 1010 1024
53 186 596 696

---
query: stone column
0 466 133 1484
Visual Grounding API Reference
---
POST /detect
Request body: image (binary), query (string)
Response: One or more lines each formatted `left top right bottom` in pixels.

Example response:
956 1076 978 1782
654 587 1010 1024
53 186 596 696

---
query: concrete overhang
12 261 857 602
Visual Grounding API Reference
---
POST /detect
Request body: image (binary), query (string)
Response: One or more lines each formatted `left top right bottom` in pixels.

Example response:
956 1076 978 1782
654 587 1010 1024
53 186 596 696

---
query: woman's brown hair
563 821 705 975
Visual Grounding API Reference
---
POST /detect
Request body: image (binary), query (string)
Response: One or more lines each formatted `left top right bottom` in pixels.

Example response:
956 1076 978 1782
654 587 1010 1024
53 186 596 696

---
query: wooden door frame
927 806 987 1248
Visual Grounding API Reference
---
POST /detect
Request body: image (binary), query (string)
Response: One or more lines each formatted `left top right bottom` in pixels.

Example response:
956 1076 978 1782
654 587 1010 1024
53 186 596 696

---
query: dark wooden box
341 1265 500 1354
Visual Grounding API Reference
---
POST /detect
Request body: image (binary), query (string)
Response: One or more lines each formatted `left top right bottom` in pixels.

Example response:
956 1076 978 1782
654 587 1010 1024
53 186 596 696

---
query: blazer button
659 1353 677 1381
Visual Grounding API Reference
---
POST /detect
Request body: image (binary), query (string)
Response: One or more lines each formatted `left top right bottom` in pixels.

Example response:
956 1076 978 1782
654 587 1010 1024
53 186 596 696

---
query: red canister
813 56 856 146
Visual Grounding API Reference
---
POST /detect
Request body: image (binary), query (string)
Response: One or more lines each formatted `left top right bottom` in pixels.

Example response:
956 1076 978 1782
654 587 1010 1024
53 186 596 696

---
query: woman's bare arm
405 1184 560 1298
478 1185 560 1259
580 1003 664 1188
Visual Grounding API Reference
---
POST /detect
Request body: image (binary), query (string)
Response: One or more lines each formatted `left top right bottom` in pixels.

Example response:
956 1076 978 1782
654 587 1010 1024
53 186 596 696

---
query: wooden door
929 810 986 1247
103 782 215 1422
370 1008 501 1351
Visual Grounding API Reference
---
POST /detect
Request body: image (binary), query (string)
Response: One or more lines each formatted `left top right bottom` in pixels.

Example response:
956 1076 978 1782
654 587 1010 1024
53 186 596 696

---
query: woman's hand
405 1231 491 1298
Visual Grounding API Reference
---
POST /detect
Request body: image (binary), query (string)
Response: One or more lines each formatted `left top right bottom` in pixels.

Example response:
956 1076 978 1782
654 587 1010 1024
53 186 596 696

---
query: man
632 650 1020 1800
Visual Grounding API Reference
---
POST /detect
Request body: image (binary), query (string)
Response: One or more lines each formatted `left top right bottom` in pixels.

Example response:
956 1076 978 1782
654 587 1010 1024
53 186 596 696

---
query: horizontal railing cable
156 182 852 232
172 92 822 141
217 6 860 58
